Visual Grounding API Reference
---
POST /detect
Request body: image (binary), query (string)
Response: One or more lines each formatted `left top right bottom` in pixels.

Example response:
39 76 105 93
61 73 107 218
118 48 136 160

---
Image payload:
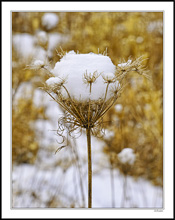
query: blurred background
12 12 163 208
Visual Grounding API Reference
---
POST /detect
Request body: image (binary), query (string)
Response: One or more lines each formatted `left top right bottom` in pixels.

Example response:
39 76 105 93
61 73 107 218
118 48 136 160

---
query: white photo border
2 1 174 219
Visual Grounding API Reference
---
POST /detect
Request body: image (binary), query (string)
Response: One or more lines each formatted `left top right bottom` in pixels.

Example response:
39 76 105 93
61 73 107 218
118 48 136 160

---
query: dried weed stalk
39 52 149 208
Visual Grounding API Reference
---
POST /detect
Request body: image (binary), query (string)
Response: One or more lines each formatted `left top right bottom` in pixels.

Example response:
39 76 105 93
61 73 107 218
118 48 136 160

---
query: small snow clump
46 77 63 87
32 60 45 69
104 129 115 141
33 47 47 61
33 60 45 66
118 59 132 67
42 13 59 30
114 104 123 112
13 33 35 59
27 59 47 70
118 148 136 165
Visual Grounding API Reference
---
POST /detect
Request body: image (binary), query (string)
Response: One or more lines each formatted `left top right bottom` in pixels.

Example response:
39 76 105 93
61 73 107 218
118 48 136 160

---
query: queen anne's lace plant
42 51 149 138
117 148 136 208
34 50 149 208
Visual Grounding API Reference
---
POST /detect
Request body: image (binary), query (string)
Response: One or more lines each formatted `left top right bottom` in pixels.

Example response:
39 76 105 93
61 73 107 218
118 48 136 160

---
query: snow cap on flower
26 59 45 70
102 72 116 83
50 51 118 101
42 13 59 30
46 77 63 87
118 148 136 165
118 59 132 67
33 60 44 66
45 76 66 92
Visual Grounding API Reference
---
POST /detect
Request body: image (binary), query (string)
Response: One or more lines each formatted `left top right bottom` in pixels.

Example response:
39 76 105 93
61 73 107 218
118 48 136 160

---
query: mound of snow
50 51 118 101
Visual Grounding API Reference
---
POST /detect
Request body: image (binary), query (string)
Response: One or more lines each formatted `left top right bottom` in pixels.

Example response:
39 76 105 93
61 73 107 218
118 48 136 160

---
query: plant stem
86 128 92 208
72 138 85 207
121 174 127 207
110 159 115 208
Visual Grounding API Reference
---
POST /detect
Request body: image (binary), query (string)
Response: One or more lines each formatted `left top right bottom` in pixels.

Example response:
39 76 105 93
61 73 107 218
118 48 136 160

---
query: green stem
86 128 92 208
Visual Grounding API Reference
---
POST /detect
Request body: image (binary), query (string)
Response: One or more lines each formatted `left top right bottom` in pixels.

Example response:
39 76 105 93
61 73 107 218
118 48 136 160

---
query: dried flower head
26 59 52 73
116 56 151 81
83 70 100 92
44 76 67 93
102 72 117 84
40 50 150 141
26 60 45 70
41 51 120 137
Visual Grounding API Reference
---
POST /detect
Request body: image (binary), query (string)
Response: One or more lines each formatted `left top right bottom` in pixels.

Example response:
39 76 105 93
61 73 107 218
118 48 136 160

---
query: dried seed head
116 56 151 83
25 59 52 75
118 59 132 68
102 73 117 84
26 60 45 70
83 70 100 85
40 50 149 140
56 47 67 59
110 82 121 96
83 70 100 93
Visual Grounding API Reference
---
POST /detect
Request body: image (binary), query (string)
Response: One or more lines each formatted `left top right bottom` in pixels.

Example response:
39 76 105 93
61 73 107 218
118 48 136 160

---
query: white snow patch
115 104 123 112
48 33 62 51
46 77 63 87
118 148 136 165
33 60 44 66
136 36 144 44
12 82 33 105
12 33 49 62
12 162 163 208
103 129 115 141
147 20 163 35
47 33 70 58
13 33 35 60
42 13 59 30
118 59 132 67
28 59 45 70
33 46 48 61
